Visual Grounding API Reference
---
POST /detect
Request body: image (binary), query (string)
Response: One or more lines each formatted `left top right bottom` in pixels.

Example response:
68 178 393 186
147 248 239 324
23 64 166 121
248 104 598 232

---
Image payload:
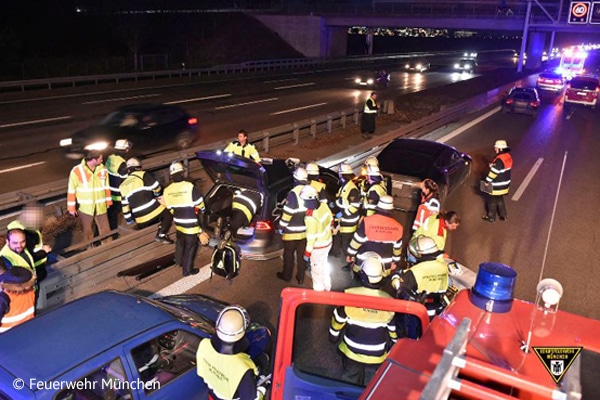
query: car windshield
570 79 599 91
101 111 143 128
139 296 216 334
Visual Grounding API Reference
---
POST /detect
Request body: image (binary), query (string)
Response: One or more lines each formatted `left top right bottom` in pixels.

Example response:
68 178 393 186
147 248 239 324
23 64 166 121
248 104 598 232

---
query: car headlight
416 64 422 69
84 141 110 151
60 138 73 147
367 79 374 85
465 64 472 70
454 63 460 69
355 78 361 84
405 64 410 68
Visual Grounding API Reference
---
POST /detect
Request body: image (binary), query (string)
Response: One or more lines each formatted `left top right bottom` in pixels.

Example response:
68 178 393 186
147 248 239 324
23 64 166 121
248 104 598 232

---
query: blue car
0 291 269 400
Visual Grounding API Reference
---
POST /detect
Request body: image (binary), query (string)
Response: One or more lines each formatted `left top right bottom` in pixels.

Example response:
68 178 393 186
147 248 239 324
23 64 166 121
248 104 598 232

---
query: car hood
196 150 268 191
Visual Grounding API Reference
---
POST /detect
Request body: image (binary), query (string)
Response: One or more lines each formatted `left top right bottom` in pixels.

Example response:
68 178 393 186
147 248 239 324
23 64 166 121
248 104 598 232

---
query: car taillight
505 98 514 105
253 220 273 232
530 101 539 107
188 117 198 125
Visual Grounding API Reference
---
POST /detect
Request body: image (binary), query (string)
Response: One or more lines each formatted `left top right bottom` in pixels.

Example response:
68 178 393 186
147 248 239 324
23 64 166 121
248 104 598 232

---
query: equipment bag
210 243 241 280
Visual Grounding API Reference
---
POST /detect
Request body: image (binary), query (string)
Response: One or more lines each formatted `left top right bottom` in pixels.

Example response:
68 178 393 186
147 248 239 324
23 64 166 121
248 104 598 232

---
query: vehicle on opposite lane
404 58 431 73
59 103 198 159
354 70 390 87
501 87 541 118
453 58 477 73
0 291 270 400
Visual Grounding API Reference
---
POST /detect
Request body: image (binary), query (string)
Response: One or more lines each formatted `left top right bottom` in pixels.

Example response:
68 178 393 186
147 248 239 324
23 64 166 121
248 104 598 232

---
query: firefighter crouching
329 256 398 386
219 189 263 245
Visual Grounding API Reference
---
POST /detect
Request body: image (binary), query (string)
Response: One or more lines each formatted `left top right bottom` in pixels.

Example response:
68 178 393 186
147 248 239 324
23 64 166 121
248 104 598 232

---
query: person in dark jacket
482 140 513 223
360 92 378 139
105 139 132 231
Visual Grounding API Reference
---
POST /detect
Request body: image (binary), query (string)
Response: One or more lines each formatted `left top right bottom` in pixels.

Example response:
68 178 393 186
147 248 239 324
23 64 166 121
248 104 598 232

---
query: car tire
176 132 194 149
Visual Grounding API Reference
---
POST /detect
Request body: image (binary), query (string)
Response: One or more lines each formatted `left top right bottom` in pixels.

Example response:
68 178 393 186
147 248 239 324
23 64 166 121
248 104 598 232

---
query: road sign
591 2 600 23
569 1 591 23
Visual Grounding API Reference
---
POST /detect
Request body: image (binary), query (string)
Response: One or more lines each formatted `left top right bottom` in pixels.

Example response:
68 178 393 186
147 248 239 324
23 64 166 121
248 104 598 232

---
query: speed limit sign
569 1 590 23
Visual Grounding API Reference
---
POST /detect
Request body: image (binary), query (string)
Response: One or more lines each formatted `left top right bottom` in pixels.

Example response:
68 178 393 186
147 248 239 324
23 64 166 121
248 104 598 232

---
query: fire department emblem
533 346 582 383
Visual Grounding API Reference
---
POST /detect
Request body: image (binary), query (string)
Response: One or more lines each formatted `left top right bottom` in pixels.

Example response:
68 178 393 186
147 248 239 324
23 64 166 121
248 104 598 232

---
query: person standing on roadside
482 140 513 223
67 150 112 245
361 92 378 139
163 162 209 277
224 129 261 162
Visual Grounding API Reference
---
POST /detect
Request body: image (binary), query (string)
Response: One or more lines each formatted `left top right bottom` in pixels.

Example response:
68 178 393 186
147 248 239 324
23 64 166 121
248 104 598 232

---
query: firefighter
196 306 269 400
355 156 379 200
0 266 36 333
362 164 387 217
163 162 209 277
306 162 327 203
224 129 261 162
119 157 174 244
347 195 403 277
276 167 309 284
220 189 264 247
482 139 513 223
330 163 361 260
412 178 441 232
301 185 333 290
329 256 397 386
412 211 460 257
105 139 132 231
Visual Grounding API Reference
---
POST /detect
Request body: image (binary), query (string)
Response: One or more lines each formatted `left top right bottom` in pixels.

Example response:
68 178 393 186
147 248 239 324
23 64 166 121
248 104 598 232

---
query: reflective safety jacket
163 180 205 235
67 159 112 215
305 203 333 255
196 338 262 400
0 245 35 274
348 212 403 275
363 97 378 115
224 141 261 162
309 179 328 203
105 153 128 202
412 194 441 231
413 214 448 253
329 286 397 365
279 185 307 241
363 182 387 217
6 222 48 269
335 179 361 234
486 152 513 196
119 170 165 225
0 284 35 333
407 258 449 294
232 190 263 225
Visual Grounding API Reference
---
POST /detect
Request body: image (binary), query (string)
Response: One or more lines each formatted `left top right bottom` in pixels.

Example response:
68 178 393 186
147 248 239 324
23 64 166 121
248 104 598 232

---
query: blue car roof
0 291 174 384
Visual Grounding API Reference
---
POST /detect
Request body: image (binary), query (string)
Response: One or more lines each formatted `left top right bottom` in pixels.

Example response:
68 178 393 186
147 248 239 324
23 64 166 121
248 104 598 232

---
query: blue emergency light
470 262 517 313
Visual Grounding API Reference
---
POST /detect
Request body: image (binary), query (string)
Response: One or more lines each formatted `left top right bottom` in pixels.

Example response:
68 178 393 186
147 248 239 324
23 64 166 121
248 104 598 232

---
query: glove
276 229 284 235
126 218 135 225
303 252 311 263
335 211 342 219
198 231 210 245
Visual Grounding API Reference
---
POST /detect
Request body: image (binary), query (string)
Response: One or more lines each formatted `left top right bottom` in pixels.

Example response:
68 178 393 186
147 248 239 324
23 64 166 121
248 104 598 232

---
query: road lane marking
0 161 46 174
166 94 231 104
148 264 211 298
82 94 160 104
511 158 544 201
437 106 501 143
0 116 72 129
214 97 278 110
270 102 327 115
274 82 315 90
264 78 298 83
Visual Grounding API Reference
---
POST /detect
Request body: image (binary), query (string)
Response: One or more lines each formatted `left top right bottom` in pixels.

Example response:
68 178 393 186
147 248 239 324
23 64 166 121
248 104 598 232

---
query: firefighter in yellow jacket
330 256 397 386
331 163 361 260
67 150 113 244
301 185 333 290
224 129 261 162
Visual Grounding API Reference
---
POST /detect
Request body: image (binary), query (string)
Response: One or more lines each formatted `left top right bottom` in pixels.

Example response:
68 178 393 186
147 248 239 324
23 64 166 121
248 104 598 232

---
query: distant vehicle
536 71 565 93
404 58 431 73
376 138 472 212
0 291 270 400
59 103 198 159
196 151 340 260
502 87 541 118
354 70 390 87
463 51 478 58
564 75 599 110
453 58 477 73
556 48 587 80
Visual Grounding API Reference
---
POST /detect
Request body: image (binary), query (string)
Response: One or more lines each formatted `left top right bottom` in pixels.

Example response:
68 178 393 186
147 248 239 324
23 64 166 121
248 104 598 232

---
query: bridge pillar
525 31 546 70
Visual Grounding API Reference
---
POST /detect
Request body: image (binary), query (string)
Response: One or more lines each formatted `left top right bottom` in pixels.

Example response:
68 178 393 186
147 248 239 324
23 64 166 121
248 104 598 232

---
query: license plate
577 92 587 96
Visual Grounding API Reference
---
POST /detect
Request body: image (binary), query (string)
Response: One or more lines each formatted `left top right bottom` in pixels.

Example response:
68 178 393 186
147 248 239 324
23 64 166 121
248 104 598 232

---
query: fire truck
270 263 600 399
556 48 588 80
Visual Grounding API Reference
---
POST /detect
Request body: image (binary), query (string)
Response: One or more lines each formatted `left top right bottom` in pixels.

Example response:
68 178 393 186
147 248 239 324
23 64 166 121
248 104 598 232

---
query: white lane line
264 78 298 83
82 94 160 105
274 82 315 90
511 158 544 201
148 263 212 298
270 102 327 116
0 116 72 129
214 97 278 110
0 161 46 174
166 94 232 105
437 106 501 143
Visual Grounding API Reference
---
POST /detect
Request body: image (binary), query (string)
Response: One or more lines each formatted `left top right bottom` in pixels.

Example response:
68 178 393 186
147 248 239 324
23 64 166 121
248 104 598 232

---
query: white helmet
306 162 319 176
376 195 394 211
494 140 508 150
300 184 319 201
338 163 354 175
169 161 185 175
114 139 132 151
359 255 384 285
293 167 308 182
409 235 439 258
366 164 381 177
364 156 379 168
126 157 141 169
216 306 250 343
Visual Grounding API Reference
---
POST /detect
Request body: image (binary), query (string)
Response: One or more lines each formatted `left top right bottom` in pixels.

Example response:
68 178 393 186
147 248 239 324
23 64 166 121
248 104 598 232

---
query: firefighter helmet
338 163 354 175
169 161 185 175
494 140 508 150
364 156 379 168
408 235 439 258
306 162 320 176
366 164 381 177
293 167 308 182
376 195 394 211
299 184 319 201
126 157 141 169
114 139 132 151
358 254 384 285
216 305 250 343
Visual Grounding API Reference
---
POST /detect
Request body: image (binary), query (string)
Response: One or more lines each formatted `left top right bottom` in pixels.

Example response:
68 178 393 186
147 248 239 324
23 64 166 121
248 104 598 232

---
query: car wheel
176 132 194 149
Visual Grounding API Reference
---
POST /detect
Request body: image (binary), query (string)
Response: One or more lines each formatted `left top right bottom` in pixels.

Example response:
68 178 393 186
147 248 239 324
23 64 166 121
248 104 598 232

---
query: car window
101 111 142 128
131 329 201 394
512 93 532 101
55 358 131 400
154 109 183 125
570 79 599 91
434 148 460 169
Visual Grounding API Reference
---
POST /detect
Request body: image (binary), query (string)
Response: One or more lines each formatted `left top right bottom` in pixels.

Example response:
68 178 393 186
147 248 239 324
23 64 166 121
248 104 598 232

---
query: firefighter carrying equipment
485 152 512 196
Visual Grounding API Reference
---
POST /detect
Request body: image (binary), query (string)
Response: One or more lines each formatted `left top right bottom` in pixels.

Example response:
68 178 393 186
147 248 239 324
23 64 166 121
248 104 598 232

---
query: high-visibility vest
279 185 307 241
414 215 447 252
105 153 128 202
330 286 396 365
0 245 35 274
232 190 263 225
409 258 449 294
119 170 165 224
363 182 387 216
412 194 441 231
0 289 35 333
363 97 378 114
335 180 361 234
486 152 513 195
305 203 333 254
224 141 261 162
67 159 112 215
163 180 205 235
196 339 259 400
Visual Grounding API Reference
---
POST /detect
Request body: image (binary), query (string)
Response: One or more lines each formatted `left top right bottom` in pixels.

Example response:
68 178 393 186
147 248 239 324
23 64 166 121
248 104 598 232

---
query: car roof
377 138 449 177
0 291 174 383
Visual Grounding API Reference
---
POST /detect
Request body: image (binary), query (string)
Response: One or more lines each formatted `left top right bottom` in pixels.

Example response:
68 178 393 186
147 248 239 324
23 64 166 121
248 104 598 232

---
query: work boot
155 233 174 244
183 268 199 277
214 217 224 238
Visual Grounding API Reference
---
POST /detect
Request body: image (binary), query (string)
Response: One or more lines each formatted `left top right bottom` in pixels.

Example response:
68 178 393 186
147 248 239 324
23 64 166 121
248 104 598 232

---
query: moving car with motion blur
453 58 477 73
0 291 270 400
196 150 340 260
375 138 472 212
501 86 541 118
536 71 565 93
59 103 198 159
404 58 430 73
354 70 390 87
563 74 599 111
